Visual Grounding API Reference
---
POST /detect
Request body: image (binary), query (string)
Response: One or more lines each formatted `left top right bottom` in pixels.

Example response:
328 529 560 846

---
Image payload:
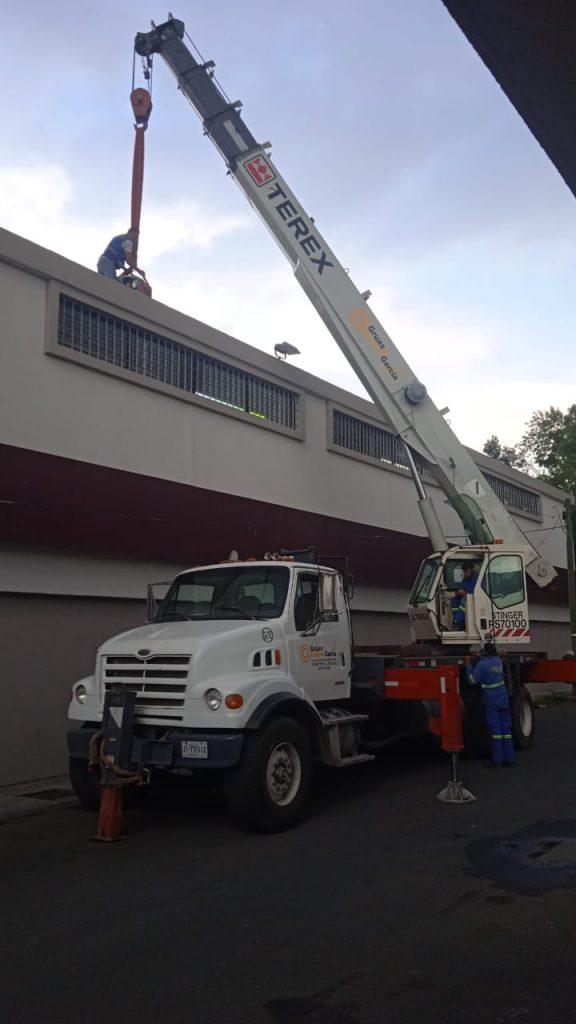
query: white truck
67 16 572 830
68 549 538 830
69 553 389 830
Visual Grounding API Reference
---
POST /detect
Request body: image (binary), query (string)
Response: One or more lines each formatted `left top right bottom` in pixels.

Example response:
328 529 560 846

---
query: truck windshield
409 558 440 606
156 565 290 621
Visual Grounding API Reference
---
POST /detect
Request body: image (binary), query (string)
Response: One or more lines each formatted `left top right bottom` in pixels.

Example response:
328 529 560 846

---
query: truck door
289 571 350 702
482 553 530 643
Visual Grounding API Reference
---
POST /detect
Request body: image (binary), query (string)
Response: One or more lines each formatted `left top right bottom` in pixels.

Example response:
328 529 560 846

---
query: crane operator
451 561 478 629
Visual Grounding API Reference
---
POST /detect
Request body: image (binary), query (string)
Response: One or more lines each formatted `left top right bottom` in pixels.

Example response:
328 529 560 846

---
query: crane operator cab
407 545 530 647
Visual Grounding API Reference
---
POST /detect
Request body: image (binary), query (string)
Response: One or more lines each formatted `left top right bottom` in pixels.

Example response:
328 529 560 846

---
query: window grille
332 410 540 516
483 473 540 517
57 295 299 430
332 409 432 477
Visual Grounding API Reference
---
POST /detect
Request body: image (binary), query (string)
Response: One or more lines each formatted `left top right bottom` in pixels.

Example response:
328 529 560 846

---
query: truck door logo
244 156 276 186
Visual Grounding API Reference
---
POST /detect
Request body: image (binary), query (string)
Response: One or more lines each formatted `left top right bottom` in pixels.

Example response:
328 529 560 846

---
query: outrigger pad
437 780 477 804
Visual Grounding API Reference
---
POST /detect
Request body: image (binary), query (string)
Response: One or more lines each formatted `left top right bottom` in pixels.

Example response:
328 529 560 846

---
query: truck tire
224 717 313 833
68 756 101 810
511 686 535 750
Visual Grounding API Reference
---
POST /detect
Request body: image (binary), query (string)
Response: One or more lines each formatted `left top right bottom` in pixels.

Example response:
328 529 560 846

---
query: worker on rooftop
97 230 136 280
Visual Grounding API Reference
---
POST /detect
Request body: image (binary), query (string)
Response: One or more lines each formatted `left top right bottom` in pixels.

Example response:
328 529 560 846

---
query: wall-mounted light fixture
274 341 301 360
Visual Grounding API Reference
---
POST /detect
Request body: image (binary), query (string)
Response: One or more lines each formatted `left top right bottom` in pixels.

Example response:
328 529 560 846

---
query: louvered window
58 295 299 430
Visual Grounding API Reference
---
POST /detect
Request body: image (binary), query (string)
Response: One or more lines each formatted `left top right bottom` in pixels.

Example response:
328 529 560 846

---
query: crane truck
68 16 575 831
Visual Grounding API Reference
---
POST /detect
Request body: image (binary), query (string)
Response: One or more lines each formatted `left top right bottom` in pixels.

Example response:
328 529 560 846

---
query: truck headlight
204 688 222 710
75 684 87 704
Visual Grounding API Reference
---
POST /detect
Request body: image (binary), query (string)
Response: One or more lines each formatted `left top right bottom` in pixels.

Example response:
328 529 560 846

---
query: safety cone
437 753 476 804
92 784 126 842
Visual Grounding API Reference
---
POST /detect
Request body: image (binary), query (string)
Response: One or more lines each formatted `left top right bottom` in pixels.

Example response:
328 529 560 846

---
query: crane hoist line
120 51 153 297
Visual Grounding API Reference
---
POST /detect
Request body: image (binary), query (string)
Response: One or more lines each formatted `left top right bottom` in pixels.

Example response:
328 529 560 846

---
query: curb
0 796 77 826
0 776 77 826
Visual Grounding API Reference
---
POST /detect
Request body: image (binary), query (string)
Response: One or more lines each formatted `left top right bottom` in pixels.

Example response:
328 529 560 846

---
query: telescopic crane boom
135 16 557 647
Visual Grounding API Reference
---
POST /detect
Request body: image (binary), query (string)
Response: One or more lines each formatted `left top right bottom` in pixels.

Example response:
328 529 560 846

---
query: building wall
0 593 145 785
0 227 572 785
0 228 568 565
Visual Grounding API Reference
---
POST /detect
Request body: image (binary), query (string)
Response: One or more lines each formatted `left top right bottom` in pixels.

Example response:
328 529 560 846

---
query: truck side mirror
318 573 338 621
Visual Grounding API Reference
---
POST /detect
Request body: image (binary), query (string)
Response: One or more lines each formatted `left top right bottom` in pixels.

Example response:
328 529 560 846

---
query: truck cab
70 558 352 721
408 545 531 646
68 558 362 830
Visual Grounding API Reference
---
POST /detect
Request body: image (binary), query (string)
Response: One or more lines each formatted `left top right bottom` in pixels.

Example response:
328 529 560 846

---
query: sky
2 0 575 452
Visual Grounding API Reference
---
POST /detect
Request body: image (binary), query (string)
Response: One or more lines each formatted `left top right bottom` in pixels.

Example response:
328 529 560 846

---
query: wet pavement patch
468 819 576 895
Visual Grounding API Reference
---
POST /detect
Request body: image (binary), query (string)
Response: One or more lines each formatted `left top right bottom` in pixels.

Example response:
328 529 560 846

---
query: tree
482 435 525 469
484 408 576 496
483 435 503 459
518 406 576 496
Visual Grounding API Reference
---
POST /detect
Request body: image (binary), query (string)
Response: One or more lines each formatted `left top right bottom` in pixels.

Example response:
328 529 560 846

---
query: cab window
443 561 480 592
481 555 525 610
294 573 321 631
409 559 439 605
158 566 290 620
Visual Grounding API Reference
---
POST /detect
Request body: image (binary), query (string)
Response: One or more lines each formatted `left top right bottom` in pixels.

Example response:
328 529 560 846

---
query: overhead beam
442 0 576 199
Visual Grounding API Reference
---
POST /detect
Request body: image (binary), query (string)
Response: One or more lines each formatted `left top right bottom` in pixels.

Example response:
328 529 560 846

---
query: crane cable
122 50 153 295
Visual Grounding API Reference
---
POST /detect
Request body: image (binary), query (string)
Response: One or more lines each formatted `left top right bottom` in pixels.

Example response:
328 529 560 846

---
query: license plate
181 740 208 759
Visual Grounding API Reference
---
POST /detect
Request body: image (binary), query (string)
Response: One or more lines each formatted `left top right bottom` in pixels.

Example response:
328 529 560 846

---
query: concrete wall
0 228 568 565
0 227 572 785
0 593 145 785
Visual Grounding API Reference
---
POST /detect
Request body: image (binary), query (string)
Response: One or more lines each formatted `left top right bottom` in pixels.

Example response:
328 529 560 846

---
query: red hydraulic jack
119 57 153 298
90 687 150 842
383 664 476 804
93 782 125 843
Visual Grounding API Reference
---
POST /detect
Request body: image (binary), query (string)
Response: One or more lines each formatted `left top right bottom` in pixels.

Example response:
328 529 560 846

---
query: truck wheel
511 686 535 750
224 717 313 833
68 756 101 810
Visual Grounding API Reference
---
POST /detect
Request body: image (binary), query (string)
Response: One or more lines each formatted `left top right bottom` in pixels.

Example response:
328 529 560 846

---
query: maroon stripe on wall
0 443 567 603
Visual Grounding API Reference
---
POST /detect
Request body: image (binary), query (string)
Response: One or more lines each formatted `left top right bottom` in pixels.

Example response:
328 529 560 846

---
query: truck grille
102 655 190 721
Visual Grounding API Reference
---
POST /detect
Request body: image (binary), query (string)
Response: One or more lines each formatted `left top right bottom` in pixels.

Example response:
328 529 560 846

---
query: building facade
0 228 571 784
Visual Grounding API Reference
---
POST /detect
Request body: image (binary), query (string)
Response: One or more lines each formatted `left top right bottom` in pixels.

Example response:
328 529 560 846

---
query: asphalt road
3 705 576 1024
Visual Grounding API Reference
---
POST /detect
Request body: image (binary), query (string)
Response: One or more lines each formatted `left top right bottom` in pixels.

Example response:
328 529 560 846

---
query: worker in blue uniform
97 232 135 279
451 561 478 629
466 642 514 767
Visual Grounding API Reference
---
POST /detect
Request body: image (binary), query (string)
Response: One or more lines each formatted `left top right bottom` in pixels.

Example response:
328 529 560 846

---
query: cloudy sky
3 1 575 451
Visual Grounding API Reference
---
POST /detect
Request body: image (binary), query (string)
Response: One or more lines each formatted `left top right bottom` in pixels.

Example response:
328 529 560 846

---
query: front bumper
67 727 244 771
